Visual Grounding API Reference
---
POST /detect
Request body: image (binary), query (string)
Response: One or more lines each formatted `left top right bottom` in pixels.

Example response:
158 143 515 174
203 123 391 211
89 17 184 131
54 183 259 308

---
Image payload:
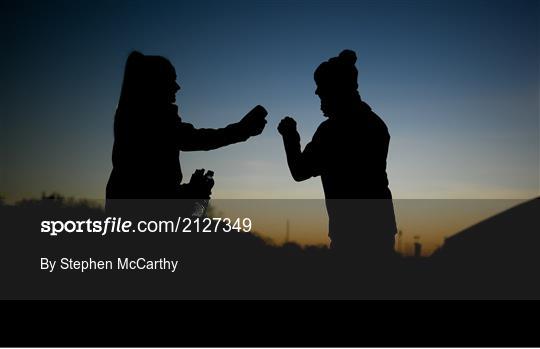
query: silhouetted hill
430 197 540 299
433 197 539 261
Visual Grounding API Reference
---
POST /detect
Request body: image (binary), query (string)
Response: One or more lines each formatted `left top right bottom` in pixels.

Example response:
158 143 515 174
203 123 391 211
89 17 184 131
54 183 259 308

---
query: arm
177 122 251 151
278 117 320 182
178 105 267 151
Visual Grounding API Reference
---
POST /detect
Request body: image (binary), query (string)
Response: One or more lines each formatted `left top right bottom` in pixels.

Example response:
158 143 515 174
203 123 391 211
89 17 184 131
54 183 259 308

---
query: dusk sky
2 0 539 204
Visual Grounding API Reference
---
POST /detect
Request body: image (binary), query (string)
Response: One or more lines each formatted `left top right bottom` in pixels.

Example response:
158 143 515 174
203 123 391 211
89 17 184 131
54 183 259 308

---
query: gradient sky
1 0 539 249
2 0 538 201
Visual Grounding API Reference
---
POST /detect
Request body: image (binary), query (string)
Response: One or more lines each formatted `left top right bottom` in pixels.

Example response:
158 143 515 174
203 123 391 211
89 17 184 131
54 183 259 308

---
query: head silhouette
117 51 181 113
314 49 360 118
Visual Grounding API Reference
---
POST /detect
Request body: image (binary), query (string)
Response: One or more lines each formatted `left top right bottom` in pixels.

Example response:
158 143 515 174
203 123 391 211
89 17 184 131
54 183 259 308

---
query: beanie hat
314 49 358 91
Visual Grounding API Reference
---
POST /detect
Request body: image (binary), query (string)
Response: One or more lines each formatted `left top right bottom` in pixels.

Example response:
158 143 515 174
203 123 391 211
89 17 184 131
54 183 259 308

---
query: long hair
114 51 175 138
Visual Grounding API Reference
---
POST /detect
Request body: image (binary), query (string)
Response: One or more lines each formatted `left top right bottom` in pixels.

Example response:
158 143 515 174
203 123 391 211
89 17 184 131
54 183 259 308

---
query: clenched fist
278 116 300 143
238 105 268 137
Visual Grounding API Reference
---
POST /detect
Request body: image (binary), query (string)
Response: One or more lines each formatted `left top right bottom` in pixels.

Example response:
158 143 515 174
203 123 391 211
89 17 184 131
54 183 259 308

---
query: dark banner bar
1 198 538 299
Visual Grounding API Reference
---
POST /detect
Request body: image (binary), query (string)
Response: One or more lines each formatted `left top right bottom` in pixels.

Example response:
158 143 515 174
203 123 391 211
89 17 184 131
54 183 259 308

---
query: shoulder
311 119 334 142
314 119 333 134
362 102 388 133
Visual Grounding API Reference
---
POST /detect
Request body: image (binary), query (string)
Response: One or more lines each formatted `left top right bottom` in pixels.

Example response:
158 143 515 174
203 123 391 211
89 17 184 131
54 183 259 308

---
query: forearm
180 123 249 151
180 105 266 151
282 136 312 182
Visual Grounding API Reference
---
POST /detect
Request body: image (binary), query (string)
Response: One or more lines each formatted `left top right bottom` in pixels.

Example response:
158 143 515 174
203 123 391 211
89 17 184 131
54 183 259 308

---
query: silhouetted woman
278 50 396 260
106 51 267 208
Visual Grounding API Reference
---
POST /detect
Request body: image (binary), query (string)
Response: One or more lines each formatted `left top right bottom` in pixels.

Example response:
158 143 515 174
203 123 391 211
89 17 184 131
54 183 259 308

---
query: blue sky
2 0 538 201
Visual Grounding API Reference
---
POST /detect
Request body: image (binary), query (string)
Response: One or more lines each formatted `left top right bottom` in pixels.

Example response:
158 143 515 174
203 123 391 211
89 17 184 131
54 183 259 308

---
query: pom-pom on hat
314 49 358 91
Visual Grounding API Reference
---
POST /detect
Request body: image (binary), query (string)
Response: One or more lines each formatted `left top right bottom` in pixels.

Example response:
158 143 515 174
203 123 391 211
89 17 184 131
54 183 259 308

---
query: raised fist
277 116 298 137
238 105 268 137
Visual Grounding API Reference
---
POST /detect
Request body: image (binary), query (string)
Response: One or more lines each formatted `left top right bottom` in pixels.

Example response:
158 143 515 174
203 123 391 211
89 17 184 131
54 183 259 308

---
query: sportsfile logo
40 217 253 236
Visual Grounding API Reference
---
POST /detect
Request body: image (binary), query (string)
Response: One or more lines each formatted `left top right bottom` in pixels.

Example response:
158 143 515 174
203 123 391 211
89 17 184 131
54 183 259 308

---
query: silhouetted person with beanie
106 51 267 211
278 50 396 261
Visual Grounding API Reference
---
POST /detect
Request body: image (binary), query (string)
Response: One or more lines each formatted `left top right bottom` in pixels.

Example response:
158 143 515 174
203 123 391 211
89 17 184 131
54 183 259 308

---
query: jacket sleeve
301 138 323 177
283 126 324 181
176 120 250 151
